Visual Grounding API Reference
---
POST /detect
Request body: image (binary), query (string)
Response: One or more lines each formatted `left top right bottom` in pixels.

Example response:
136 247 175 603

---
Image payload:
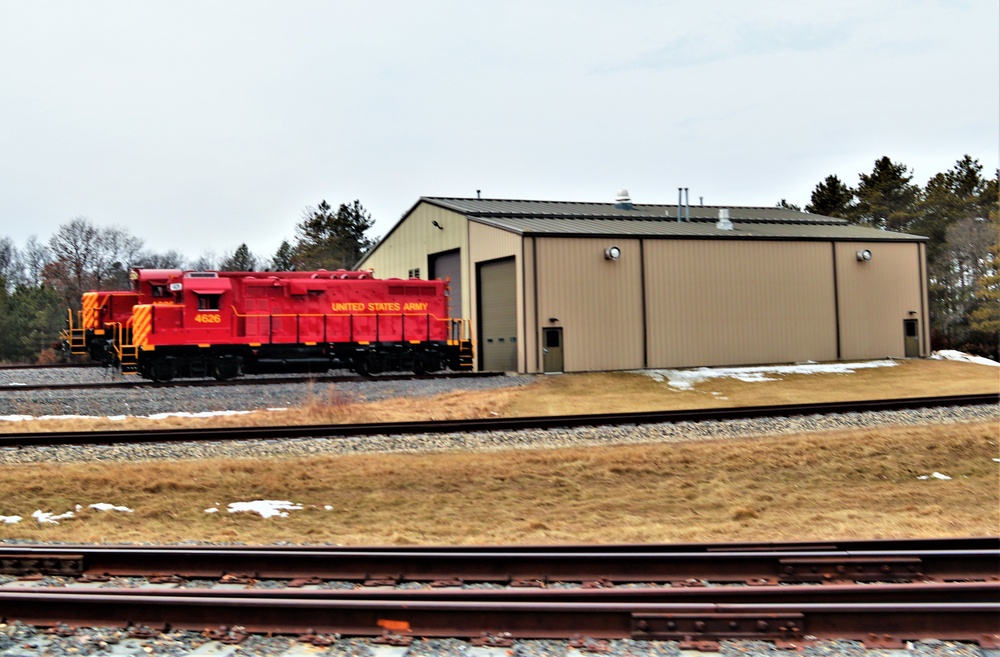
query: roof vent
614 189 634 210
716 208 733 231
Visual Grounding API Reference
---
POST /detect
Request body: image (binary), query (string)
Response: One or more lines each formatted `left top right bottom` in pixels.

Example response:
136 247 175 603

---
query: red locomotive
62 268 473 381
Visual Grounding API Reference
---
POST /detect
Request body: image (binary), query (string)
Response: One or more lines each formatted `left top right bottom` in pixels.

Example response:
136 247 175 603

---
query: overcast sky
2 1 997 263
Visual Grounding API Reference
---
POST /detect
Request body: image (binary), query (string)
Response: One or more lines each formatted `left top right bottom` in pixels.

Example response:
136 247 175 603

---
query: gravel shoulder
0 366 995 465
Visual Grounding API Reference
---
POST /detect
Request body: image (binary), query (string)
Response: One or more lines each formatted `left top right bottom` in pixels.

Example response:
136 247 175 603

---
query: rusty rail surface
16 581 1000 604
1 544 997 584
2 541 996 646
8 536 996 554
0 591 996 647
0 393 996 448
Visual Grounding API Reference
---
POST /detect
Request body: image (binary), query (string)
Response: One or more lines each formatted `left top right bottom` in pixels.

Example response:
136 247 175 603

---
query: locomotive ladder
60 310 88 356
111 323 139 375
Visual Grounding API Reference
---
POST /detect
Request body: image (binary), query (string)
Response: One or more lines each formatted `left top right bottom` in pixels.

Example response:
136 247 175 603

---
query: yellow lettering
367 302 400 312
331 302 365 312
403 302 429 312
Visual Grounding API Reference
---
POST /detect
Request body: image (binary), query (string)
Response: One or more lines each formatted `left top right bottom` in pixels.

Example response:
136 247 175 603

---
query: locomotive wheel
412 353 441 375
353 353 385 376
212 356 242 381
149 359 176 383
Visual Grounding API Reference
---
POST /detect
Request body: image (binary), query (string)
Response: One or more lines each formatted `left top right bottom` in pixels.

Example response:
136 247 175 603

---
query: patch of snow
32 509 76 524
917 472 952 480
1 409 263 423
324 505 334 511
0 515 22 524
89 503 133 513
145 410 252 420
204 507 219 514
930 350 1000 367
227 500 303 519
638 360 898 390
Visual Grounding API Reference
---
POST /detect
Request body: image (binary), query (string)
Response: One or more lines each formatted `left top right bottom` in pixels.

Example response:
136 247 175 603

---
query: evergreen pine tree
270 240 294 271
292 199 375 270
850 157 920 230
219 244 258 271
805 175 855 218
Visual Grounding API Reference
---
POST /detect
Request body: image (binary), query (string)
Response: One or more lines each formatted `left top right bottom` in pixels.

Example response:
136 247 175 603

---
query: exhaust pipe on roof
677 188 683 222
717 208 733 231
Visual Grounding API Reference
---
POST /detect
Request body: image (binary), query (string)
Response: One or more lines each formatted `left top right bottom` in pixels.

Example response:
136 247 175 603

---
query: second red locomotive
63 268 473 381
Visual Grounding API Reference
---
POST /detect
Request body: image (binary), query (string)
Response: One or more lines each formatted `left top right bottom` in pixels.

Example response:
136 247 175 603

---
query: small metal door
542 327 563 373
904 319 920 357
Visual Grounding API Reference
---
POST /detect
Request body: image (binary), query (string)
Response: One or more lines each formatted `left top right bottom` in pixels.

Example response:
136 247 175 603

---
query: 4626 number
194 313 222 324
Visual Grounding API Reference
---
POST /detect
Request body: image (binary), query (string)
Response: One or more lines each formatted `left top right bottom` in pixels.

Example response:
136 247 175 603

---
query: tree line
1 157 997 365
0 200 373 363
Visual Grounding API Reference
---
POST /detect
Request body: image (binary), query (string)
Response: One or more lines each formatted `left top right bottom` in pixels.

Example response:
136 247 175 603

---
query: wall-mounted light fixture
856 249 872 262
548 317 559 323
432 220 444 230
604 246 621 260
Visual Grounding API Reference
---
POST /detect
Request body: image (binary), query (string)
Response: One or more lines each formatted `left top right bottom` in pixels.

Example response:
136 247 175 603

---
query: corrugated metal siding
469 221 521 261
472 216 921 241
535 238 644 372
361 204 466 280
644 241 838 368
835 242 925 359
522 237 536 373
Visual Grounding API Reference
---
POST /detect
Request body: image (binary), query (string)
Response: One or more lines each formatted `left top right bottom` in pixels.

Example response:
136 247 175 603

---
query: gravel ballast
0 368 995 464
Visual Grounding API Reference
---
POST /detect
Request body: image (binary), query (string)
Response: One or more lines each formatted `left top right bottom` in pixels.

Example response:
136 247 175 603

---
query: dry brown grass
1 359 996 435
0 420 996 545
0 359 996 545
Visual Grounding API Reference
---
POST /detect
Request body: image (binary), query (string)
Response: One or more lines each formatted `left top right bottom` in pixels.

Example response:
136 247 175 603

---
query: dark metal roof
423 197 845 224
422 197 925 242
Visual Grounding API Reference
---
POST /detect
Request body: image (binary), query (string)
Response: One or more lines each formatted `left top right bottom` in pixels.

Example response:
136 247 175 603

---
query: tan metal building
357 196 929 373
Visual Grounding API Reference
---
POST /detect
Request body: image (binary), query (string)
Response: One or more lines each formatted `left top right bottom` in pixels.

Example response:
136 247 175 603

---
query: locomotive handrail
226 306 461 345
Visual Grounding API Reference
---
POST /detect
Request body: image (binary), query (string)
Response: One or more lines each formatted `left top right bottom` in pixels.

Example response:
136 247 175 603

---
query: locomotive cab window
151 285 168 298
197 294 221 310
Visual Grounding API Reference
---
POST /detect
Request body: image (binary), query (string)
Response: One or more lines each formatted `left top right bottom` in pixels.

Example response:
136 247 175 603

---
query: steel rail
0 591 995 645
10 536 995 554
2 546 997 584
0 393 996 448
0 369 500 393
16 581 1000 605
0 362 101 370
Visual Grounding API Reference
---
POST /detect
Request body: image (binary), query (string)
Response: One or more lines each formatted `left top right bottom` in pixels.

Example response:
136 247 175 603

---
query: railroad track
0 540 996 647
0 362 100 370
0 368 500 392
0 392 995 448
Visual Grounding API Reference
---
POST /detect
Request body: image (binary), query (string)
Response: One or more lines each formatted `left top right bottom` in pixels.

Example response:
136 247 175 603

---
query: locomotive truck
61 268 473 381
